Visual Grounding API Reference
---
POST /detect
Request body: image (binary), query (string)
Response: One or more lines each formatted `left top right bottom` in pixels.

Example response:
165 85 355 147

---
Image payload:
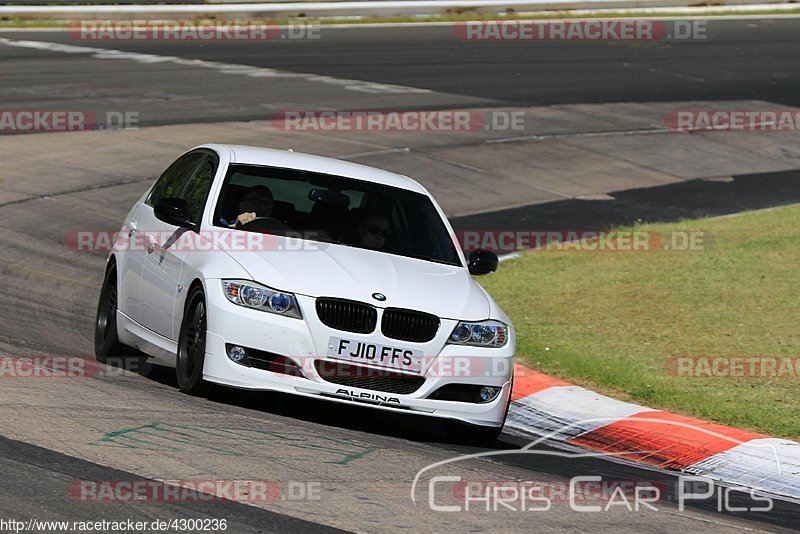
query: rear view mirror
308 189 350 207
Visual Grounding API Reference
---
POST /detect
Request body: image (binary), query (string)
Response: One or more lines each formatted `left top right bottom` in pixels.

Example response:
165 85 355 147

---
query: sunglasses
366 224 390 238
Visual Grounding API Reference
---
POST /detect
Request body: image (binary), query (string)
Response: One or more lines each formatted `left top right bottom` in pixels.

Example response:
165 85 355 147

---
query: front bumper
202 283 515 427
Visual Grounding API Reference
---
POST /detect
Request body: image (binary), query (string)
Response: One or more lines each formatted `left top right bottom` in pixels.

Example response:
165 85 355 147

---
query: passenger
357 213 391 250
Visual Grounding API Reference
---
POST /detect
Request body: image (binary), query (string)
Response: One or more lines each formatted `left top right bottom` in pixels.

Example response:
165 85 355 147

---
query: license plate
326 337 423 373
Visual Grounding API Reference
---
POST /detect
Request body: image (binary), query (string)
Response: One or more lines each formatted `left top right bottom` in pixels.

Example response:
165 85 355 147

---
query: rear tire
94 263 125 363
176 285 211 396
94 262 148 374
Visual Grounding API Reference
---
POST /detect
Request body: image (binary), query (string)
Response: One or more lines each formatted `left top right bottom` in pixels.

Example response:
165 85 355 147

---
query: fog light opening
227 345 247 363
479 386 501 403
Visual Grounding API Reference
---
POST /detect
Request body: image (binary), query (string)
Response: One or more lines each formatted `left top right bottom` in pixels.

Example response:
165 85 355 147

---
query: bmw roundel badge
372 292 387 302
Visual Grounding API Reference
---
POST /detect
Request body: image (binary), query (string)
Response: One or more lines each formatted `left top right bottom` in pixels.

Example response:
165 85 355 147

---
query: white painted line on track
0 37 432 95
487 127 675 144
341 147 411 158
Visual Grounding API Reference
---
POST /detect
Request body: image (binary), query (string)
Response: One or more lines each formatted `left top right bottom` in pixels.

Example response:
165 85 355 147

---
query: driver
229 185 275 228
357 212 390 251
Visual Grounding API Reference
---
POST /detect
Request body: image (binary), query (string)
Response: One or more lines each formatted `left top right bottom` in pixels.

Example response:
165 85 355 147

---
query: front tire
176 285 211 396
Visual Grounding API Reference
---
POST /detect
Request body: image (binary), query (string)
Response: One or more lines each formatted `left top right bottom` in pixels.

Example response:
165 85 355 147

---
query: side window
146 153 203 207
181 157 216 224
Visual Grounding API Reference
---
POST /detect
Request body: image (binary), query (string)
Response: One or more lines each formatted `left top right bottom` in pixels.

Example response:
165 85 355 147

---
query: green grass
479 205 800 440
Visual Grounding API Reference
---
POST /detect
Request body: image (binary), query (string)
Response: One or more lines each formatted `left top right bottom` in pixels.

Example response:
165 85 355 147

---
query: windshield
213 164 462 267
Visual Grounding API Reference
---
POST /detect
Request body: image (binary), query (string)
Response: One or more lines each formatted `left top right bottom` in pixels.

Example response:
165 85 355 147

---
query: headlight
447 320 508 347
222 280 301 319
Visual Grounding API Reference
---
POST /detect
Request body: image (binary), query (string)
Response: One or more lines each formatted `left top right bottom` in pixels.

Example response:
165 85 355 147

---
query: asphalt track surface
1 19 800 532
0 435 342 533
1 18 800 125
451 168 800 231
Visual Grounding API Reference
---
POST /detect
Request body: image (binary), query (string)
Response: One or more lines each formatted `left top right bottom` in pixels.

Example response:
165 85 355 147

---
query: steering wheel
238 217 289 233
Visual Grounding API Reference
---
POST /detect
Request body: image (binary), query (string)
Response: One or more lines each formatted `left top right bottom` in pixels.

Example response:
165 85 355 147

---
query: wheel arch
183 278 207 313
104 253 118 274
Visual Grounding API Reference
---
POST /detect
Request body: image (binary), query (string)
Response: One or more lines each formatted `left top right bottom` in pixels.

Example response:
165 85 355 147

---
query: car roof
199 144 428 194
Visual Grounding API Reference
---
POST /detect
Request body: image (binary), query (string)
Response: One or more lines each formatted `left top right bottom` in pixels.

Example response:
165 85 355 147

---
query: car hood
226 239 490 320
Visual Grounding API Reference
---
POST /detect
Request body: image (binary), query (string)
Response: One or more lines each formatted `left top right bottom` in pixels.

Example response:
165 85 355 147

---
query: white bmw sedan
95 144 514 443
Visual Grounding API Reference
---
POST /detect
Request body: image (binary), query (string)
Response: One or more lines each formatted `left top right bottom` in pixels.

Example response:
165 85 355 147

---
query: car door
118 152 203 325
116 202 149 325
138 152 217 340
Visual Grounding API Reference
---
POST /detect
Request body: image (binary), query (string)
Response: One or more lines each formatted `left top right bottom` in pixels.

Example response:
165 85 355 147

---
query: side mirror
468 250 499 275
154 198 194 229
